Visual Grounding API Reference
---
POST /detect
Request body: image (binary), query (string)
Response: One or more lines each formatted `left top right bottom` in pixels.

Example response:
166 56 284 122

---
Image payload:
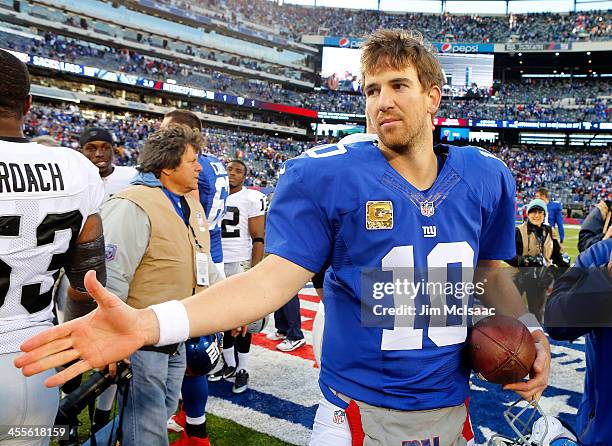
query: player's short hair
0 49 31 118
138 124 202 176
228 159 248 175
537 187 549 198
360 29 445 94
164 109 202 131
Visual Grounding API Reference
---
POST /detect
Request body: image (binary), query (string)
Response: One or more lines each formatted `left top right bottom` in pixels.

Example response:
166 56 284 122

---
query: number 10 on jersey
362 242 475 351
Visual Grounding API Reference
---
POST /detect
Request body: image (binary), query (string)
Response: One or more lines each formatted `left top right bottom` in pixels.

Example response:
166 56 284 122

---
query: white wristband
518 313 543 334
150 300 190 346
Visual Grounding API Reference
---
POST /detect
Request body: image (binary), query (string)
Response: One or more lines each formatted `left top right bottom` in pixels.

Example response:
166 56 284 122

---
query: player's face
81 141 114 177
364 63 440 154
227 162 246 188
166 144 202 194
528 209 545 226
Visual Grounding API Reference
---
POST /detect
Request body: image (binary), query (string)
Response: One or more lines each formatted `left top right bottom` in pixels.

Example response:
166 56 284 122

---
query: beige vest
596 200 611 235
113 185 210 309
517 221 553 261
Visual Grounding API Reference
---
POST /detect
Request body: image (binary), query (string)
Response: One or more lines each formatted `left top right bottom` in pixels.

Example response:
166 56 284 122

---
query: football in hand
468 315 536 385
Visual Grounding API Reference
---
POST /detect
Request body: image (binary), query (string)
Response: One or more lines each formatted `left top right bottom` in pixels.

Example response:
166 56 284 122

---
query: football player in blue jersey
535 187 565 248
16 29 551 446
160 110 229 446
545 239 612 446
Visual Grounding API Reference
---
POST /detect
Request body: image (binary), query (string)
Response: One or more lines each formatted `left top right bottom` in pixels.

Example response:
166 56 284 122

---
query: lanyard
161 187 203 251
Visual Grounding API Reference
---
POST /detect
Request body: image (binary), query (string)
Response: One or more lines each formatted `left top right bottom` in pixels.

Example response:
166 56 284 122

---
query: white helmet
488 399 580 446
246 314 269 334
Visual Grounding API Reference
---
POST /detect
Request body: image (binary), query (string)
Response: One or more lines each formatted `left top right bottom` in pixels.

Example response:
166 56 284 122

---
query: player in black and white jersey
210 160 266 393
0 49 107 446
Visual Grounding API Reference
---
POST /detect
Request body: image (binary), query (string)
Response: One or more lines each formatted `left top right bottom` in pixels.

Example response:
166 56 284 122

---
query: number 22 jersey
265 135 516 411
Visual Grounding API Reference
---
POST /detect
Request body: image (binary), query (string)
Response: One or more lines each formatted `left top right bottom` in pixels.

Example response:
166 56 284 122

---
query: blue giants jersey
265 136 516 411
569 240 612 446
198 154 229 264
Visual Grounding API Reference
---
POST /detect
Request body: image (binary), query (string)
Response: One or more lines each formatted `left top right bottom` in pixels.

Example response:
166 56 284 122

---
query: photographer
91 124 221 446
507 199 568 322
578 194 612 253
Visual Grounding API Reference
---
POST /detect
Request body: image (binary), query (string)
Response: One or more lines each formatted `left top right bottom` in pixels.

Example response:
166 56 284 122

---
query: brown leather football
468 315 536 385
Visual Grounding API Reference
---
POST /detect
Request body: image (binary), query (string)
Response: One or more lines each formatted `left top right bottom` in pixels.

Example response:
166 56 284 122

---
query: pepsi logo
339 38 350 47
441 43 452 52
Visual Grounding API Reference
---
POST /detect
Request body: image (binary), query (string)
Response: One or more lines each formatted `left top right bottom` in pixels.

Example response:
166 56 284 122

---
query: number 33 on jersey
265 134 516 411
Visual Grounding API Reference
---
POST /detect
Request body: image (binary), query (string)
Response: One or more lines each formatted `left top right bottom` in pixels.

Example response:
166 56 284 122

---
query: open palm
15 271 148 387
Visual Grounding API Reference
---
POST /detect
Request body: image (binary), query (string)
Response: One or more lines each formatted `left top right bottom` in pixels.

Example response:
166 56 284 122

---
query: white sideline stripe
246 343 321 407
299 299 319 313
206 396 312 446
300 287 319 296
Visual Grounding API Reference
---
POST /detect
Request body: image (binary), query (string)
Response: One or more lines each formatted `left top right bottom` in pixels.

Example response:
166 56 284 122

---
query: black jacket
579 200 612 253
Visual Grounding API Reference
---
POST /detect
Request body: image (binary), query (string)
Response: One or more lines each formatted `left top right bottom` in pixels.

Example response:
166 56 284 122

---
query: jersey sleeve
265 159 333 273
478 165 517 261
248 191 267 218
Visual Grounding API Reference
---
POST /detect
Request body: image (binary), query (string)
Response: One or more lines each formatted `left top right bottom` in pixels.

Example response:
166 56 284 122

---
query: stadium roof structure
274 0 612 13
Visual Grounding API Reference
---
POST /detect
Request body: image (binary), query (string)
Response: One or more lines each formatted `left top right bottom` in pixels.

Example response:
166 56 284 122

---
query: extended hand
503 330 550 401
14 271 149 387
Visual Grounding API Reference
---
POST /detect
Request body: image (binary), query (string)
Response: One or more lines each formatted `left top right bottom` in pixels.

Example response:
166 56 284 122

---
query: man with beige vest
99 124 221 446
507 198 568 322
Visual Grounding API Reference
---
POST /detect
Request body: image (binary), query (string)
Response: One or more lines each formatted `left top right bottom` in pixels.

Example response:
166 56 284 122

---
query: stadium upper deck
138 0 611 43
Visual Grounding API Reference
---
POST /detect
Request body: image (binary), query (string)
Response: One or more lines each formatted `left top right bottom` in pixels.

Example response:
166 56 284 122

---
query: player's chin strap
65 235 107 292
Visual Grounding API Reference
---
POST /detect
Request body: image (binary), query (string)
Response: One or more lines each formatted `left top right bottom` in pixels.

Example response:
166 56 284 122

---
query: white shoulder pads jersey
221 187 267 263
0 141 104 353
102 165 137 202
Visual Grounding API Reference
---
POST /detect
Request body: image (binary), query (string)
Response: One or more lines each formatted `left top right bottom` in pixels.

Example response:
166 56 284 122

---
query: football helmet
247 314 269 334
185 335 221 376
488 399 580 446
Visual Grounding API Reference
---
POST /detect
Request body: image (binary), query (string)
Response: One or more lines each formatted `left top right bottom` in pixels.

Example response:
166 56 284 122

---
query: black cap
79 127 114 147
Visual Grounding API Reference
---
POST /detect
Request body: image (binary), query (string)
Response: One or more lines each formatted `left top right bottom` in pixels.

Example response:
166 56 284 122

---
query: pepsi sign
435 43 494 53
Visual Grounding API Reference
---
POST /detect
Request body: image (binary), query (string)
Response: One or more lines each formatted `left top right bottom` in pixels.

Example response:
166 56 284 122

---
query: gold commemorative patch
366 201 393 230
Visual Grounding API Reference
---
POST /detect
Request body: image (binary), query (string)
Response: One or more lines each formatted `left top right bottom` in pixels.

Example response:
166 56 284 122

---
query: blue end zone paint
208 380 317 429
549 338 585 353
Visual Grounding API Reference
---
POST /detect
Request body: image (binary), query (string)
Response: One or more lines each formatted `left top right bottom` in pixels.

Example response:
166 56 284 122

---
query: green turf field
563 225 580 260
51 410 293 445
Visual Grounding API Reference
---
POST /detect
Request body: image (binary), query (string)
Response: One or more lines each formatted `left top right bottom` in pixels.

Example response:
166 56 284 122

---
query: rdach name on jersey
0 162 64 193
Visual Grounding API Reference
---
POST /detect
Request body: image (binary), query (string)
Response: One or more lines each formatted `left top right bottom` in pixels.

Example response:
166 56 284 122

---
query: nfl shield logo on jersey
420 200 435 217
333 410 346 425
366 201 393 230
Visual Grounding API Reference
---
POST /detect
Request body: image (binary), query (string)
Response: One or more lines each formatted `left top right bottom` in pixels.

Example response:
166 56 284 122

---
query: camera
56 361 132 426
523 254 545 267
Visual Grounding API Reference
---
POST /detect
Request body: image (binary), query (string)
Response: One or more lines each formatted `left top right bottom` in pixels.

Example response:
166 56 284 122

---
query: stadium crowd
154 0 611 43
24 103 309 187
24 103 611 214
492 144 610 216
2 29 609 122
